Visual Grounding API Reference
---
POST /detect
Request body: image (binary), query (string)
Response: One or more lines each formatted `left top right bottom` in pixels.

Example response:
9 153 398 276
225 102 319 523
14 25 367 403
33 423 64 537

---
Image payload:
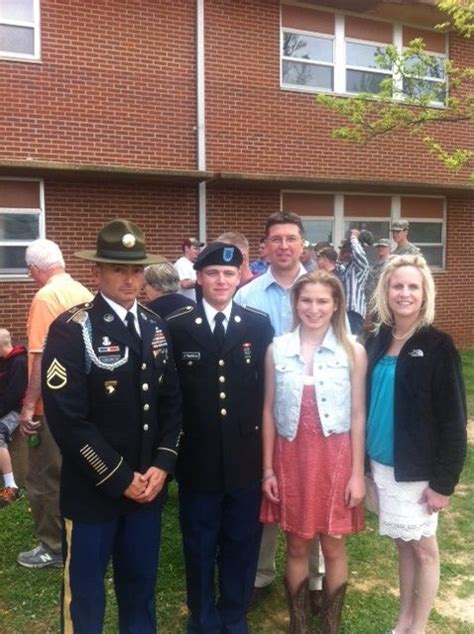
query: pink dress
260 383 364 539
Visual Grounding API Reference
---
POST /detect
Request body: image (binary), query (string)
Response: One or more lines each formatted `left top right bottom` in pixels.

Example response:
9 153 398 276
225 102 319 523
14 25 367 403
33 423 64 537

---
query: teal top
366 355 396 466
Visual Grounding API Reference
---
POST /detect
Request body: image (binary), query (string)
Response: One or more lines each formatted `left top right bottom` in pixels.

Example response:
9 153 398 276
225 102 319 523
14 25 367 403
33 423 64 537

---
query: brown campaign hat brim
75 250 166 265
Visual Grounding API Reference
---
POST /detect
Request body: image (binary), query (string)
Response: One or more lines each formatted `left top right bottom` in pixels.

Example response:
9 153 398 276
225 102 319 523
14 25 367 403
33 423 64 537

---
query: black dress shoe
309 588 323 616
247 585 271 612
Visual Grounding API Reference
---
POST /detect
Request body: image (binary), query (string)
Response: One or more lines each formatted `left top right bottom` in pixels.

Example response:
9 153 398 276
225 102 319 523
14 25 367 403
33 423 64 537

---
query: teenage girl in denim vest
261 270 367 633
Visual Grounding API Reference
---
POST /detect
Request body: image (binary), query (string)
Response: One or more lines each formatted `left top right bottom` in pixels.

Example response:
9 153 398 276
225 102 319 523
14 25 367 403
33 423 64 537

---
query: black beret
194 241 243 270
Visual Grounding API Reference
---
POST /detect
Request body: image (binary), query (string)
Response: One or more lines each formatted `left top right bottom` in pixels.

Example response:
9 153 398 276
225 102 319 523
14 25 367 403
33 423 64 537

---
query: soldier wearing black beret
167 241 274 633
41 219 181 634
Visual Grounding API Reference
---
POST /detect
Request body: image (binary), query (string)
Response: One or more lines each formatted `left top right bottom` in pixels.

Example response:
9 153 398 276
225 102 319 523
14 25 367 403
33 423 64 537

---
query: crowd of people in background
0 212 467 634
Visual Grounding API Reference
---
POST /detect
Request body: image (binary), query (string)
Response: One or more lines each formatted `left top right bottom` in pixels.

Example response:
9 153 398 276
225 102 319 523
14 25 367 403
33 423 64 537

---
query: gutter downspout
196 0 207 244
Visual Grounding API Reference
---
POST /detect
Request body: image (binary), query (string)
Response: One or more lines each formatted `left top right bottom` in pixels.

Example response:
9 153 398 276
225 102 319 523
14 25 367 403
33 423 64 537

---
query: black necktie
125 311 141 349
214 312 226 350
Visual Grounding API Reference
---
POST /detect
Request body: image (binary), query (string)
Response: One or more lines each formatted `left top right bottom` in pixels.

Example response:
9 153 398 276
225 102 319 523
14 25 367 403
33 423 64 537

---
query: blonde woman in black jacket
365 254 466 634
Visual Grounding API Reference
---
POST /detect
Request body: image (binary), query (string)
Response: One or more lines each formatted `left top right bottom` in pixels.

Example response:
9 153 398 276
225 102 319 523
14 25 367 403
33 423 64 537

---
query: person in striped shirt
339 229 372 335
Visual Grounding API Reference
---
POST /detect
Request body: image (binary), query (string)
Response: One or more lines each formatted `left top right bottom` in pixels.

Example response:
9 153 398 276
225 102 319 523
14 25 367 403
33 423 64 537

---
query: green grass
1 355 473 633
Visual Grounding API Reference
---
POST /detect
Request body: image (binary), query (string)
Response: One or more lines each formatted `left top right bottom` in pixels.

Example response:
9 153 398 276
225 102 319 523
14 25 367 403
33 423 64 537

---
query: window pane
302 220 334 245
0 246 28 274
346 42 390 70
283 32 333 63
402 77 445 102
417 246 443 267
407 222 442 243
283 60 333 90
344 221 391 265
404 54 445 79
0 0 34 22
346 69 390 94
0 24 34 54
0 213 40 239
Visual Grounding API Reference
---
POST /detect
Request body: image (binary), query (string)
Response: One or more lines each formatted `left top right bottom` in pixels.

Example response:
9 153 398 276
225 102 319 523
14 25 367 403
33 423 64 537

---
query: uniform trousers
62 506 162 634
255 523 325 591
26 415 62 553
179 482 262 634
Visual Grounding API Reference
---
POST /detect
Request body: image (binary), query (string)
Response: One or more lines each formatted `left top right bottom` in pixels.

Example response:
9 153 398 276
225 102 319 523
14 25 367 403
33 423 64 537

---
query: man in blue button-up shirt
234 211 325 612
234 212 306 337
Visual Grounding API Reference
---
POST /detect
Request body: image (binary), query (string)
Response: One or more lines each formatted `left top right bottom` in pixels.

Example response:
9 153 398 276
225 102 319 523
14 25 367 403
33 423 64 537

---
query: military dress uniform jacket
167 301 274 494
41 293 182 522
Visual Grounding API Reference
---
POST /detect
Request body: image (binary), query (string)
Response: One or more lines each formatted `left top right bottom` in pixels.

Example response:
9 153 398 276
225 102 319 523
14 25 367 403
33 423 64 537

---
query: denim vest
272 325 352 440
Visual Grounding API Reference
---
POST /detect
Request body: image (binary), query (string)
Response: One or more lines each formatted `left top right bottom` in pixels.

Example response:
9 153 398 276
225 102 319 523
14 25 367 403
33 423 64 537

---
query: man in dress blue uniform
41 219 182 634
167 242 274 634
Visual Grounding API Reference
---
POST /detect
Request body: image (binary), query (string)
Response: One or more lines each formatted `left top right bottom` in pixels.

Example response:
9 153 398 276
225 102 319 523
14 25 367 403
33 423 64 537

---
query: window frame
0 177 45 280
280 3 448 107
0 0 41 62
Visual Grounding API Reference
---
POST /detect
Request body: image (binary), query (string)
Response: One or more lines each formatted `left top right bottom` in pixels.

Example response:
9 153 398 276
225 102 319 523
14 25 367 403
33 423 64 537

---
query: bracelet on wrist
262 473 275 482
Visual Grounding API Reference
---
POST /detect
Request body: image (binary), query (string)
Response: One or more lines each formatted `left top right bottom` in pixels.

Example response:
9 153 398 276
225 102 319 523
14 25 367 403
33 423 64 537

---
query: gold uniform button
143 424 149 431
141 363 147 370
218 359 225 367
220 408 227 416
245 359 251 364
219 392 226 400
142 383 149 391
143 404 150 412
187 361 193 366
219 376 225 383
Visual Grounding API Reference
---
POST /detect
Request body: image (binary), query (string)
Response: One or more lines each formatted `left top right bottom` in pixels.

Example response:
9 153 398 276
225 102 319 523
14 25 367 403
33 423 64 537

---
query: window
401 25 446 103
400 197 445 267
302 219 334 244
282 31 334 91
346 42 392 95
281 3 447 104
282 192 446 269
402 52 446 104
0 0 40 60
0 179 44 277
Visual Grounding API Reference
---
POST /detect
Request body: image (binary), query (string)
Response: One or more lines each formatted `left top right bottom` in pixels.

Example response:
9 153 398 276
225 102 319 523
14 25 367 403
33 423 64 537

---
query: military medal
152 327 168 359
242 342 252 364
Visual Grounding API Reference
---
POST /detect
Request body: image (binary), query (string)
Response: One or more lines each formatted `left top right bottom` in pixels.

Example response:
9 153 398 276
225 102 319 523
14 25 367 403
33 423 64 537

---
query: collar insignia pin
195 317 203 325
104 313 114 323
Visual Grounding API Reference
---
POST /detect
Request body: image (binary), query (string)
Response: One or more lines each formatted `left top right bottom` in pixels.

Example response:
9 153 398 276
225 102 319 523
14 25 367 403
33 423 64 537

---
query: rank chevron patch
46 358 67 390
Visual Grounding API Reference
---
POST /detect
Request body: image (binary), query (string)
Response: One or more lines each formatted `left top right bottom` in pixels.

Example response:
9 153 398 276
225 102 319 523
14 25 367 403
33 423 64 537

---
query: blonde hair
291 270 354 363
370 254 436 333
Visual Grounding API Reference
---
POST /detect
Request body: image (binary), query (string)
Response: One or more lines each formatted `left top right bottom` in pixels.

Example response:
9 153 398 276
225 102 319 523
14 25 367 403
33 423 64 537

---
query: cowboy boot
321 577 347 634
284 577 310 634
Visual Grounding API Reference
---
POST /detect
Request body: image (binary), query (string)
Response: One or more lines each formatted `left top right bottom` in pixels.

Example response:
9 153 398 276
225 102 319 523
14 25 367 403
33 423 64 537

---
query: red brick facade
0 1 472 345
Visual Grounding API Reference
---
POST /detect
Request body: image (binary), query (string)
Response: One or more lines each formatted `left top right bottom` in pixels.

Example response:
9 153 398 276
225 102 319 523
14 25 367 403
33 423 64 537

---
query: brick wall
434 197 474 346
0 180 198 343
0 0 196 169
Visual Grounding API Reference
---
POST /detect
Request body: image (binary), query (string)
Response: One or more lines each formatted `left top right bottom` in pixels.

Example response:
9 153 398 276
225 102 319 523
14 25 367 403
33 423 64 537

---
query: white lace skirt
369 460 438 541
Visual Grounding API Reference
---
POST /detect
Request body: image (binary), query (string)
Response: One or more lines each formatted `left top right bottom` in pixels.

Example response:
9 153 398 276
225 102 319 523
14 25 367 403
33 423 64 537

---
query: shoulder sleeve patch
166 305 195 321
66 303 92 324
68 309 89 325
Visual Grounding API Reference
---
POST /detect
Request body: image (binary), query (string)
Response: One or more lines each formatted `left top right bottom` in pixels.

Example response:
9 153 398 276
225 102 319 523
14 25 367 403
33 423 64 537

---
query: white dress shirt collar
202 299 233 332
100 293 140 334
